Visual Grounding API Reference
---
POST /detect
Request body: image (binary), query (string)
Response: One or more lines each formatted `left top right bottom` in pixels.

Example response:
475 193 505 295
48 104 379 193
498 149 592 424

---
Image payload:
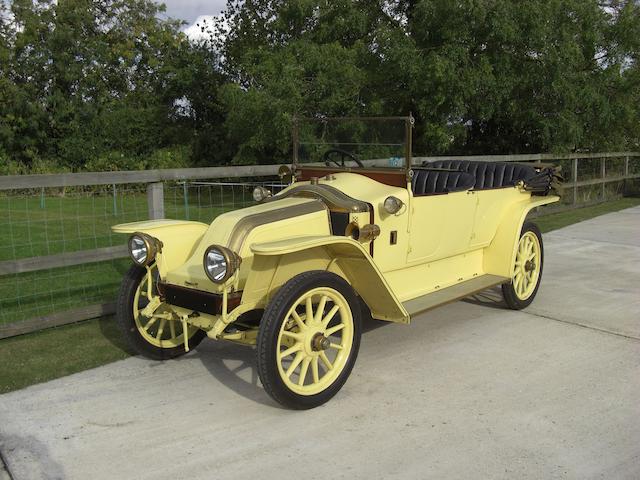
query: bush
84 152 146 172
143 146 191 170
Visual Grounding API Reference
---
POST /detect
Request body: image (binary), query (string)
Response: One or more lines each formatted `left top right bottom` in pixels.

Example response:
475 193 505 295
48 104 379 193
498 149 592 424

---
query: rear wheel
257 271 362 409
502 222 544 310
116 264 205 360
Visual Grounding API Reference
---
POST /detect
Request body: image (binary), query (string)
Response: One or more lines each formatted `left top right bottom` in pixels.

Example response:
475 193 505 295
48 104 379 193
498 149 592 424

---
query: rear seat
424 160 537 190
411 170 476 196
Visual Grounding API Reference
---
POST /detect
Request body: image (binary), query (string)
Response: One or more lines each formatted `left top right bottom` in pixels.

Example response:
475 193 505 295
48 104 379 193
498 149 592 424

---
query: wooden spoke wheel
502 222 544 310
116 265 205 360
257 271 362 409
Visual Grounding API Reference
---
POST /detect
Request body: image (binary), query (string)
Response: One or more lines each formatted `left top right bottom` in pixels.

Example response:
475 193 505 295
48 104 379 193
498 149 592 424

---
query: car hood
275 171 409 215
164 196 330 292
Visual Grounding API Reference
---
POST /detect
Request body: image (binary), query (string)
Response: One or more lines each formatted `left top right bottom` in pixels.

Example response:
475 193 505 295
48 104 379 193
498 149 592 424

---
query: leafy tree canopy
0 0 639 171
217 0 640 161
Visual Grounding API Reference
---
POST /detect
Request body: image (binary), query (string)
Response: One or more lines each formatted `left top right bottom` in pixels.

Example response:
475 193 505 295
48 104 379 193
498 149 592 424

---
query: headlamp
128 233 160 266
253 186 272 203
203 245 241 283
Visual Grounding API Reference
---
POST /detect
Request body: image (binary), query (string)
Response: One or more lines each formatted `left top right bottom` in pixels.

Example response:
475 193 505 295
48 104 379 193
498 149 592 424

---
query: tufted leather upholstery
424 160 537 190
411 170 476 196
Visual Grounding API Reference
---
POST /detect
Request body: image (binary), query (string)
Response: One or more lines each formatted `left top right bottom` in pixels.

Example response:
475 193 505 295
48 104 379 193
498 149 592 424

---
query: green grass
1 196 639 394
0 316 131 394
534 197 640 233
0 187 258 326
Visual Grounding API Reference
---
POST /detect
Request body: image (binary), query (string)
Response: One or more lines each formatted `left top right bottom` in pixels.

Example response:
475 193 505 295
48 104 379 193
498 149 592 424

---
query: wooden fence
0 152 638 339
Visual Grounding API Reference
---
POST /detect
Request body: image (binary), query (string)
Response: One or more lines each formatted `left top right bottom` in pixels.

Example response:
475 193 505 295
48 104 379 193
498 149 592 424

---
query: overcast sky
157 0 227 41
1 1 226 39
159 0 227 25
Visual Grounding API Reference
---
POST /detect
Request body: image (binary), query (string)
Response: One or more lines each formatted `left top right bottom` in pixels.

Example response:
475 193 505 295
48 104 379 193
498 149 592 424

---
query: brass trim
227 200 328 252
345 223 380 242
358 224 381 242
266 184 370 213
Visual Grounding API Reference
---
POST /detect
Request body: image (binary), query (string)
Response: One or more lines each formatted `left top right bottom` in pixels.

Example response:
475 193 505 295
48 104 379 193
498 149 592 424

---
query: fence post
572 158 578 205
147 182 165 220
624 156 629 177
601 158 606 200
112 184 118 216
183 182 190 220
624 155 630 196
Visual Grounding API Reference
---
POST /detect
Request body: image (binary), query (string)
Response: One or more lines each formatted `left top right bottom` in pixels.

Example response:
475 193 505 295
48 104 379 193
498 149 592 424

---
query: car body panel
483 194 560 278
111 219 209 276
163 197 330 293
248 235 409 323
111 219 208 234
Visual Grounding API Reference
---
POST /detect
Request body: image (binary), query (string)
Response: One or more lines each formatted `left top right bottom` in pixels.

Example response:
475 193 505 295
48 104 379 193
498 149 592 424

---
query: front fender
112 220 208 276
243 235 409 324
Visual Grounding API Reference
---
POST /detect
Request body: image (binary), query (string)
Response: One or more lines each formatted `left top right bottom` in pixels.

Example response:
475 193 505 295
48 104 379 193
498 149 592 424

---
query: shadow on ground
462 285 507 310
185 305 393 407
97 315 135 356
97 294 504 408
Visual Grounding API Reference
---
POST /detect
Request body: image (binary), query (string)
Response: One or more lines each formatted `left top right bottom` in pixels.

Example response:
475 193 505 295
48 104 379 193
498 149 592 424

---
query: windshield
293 116 413 172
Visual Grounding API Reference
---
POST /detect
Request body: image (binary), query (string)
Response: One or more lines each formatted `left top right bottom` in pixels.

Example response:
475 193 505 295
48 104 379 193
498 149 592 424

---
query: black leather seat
424 160 537 190
411 170 476 196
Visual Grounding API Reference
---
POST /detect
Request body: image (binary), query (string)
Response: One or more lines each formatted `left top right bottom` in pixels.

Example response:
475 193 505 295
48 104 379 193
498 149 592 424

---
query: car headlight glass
128 233 159 266
383 196 404 214
252 186 271 203
129 234 148 265
205 248 227 282
204 245 241 283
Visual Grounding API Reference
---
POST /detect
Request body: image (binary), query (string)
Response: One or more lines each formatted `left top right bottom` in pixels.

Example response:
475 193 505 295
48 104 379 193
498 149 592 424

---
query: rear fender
112 220 208 276
483 195 559 277
244 236 409 324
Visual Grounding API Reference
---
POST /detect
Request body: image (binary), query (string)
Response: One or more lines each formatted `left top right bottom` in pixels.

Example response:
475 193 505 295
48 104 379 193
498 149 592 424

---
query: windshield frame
291 115 414 180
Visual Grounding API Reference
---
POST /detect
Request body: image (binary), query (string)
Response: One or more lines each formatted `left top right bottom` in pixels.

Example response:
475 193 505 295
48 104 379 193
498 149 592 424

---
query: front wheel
502 222 544 310
116 264 206 360
256 271 362 409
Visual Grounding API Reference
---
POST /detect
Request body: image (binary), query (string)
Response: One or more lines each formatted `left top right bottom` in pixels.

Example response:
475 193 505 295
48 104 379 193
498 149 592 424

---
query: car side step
402 274 509 317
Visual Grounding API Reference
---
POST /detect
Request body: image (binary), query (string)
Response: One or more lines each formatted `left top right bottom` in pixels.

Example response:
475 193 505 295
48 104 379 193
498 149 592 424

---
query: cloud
158 0 227 24
183 14 222 43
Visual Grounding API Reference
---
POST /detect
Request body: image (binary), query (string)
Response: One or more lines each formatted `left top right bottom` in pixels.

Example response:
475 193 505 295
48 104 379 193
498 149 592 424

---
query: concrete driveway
1 207 639 480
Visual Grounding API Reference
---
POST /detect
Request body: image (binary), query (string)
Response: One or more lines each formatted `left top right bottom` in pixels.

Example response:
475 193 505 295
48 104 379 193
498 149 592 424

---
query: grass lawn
1 196 639 394
534 197 640 233
0 186 260 326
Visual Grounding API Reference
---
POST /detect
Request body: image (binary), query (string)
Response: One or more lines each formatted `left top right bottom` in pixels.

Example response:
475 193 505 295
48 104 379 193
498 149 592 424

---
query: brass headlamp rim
203 244 242 284
128 232 160 266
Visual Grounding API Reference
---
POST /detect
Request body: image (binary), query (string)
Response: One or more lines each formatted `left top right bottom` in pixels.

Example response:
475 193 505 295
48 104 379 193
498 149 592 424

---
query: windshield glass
293 116 412 171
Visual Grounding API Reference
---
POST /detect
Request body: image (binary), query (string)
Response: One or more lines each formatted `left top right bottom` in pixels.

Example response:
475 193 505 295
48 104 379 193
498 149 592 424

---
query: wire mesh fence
0 185 146 328
0 179 284 330
0 154 638 337
165 181 287 221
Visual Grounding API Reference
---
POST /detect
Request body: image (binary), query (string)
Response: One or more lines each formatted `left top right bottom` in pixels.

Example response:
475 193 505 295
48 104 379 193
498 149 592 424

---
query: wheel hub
524 260 536 272
311 333 330 351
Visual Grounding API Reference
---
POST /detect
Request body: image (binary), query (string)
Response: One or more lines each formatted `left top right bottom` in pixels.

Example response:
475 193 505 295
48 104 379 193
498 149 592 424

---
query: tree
1 0 214 171
214 0 640 159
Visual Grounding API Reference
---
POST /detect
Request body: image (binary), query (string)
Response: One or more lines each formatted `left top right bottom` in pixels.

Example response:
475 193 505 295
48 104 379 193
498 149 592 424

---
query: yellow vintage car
112 117 561 409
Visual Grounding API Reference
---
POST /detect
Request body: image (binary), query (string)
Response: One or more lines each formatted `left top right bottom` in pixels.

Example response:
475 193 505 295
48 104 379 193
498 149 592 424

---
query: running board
402 274 509 317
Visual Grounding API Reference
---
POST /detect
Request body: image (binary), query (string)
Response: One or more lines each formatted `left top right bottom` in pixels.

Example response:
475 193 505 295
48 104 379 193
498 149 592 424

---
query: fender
244 235 409 324
112 219 208 276
483 195 560 278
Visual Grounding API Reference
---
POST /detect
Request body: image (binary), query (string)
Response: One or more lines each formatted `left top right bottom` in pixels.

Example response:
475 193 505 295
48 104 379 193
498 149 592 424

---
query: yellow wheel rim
512 231 541 301
276 287 354 396
133 266 199 348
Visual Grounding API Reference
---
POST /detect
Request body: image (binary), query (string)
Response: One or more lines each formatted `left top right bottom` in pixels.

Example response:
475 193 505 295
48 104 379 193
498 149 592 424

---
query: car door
406 189 478 264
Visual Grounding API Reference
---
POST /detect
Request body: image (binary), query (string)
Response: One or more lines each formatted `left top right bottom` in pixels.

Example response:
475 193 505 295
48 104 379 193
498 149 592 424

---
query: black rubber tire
256 271 362 409
502 222 544 310
116 265 206 360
